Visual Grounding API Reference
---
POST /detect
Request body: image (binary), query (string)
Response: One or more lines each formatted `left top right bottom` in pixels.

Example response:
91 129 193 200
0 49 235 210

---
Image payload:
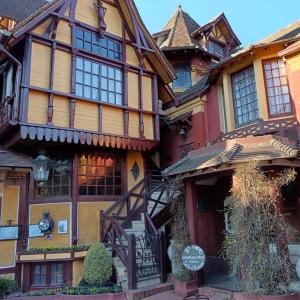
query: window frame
262 58 293 118
231 65 260 128
206 38 226 57
33 158 72 203
78 152 126 201
30 263 68 289
75 56 124 106
172 62 192 90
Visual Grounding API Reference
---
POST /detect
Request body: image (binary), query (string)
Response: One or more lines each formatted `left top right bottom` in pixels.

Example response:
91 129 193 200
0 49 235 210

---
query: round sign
182 245 205 271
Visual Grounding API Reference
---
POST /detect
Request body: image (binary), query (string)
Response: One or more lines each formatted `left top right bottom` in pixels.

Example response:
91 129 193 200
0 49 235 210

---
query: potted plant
167 180 198 297
223 162 299 300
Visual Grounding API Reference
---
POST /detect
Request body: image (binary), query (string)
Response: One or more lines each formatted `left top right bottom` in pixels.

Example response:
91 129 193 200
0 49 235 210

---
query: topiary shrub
83 243 112 286
0 277 17 298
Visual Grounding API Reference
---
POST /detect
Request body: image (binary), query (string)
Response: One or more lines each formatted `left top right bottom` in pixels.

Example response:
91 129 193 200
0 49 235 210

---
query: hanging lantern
32 154 51 181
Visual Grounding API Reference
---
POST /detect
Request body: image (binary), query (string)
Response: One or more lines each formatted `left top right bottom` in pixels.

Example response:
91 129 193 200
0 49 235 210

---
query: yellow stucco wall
77 202 114 244
0 186 19 269
28 203 71 249
72 260 84 286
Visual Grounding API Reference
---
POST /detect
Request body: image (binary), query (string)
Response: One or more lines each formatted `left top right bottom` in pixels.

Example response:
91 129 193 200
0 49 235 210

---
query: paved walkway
144 291 183 299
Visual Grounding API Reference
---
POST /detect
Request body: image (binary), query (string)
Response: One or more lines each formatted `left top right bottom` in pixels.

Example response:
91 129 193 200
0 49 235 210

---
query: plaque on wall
0 226 19 240
28 224 44 238
57 220 68 234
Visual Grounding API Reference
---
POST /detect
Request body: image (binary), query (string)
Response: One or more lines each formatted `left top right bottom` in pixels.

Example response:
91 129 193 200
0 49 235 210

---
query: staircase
100 159 169 290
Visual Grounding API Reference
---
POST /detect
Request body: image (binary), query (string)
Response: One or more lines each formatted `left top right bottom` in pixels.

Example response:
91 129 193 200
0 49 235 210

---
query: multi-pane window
79 154 122 196
35 159 70 198
173 63 192 89
263 59 291 116
75 57 123 105
50 264 64 286
207 40 225 57
231 66 259 127
75 28 122 61
33 264 47 286
32 264 64 287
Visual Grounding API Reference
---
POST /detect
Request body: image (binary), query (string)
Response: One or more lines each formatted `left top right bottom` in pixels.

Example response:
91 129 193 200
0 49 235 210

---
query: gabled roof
4 0 175 86
163 135 299 177
0 0 48 22
154 5 203 50
191 12 241 49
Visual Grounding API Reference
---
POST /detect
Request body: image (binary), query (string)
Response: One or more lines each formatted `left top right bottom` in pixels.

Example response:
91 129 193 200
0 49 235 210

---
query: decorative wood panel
53 49 71 93
102 106 124 135
27 91 48 125
143 114 154 140
128 112 140 138
142 76 153 112
0 187 19 268
28 203 71 248
32 18 52 35
126 45 139 66
128 72 139 109
75 0 98 28
30 42 51 89
103 2 123 37
77 202 114 244
127 152 144 190
74 101 99 132
53 96 70 128
56 20 72 45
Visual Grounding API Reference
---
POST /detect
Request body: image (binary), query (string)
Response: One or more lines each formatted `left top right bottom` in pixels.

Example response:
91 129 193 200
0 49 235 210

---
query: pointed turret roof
153 5 201 49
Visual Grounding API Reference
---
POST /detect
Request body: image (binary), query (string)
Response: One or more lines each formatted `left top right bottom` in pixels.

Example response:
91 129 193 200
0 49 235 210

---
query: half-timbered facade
0 0 175 291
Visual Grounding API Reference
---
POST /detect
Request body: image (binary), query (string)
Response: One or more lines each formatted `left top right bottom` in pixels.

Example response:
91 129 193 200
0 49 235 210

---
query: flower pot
234 292 299 300
175 280 198 297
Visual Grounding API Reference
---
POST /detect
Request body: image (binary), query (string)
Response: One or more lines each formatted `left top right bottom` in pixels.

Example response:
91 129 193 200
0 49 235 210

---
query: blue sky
135 0 300 46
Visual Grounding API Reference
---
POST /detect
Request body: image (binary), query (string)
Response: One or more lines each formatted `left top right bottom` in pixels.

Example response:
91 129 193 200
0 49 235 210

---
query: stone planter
7 293 127 300
234 292 299 300
175 280 198 297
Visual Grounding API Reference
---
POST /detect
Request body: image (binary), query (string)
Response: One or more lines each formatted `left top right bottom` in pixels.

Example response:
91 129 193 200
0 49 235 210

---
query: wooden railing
100 174 168 289
214 117 298 144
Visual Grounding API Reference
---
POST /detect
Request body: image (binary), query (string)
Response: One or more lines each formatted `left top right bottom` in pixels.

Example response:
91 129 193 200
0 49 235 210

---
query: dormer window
173 63 192 90
207 40 225 57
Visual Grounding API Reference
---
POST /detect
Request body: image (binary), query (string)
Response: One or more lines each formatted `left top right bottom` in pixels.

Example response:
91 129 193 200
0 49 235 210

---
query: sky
135 0 300 47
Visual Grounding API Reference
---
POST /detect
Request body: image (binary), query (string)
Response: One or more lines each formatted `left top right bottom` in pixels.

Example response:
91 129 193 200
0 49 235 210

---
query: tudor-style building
163 18 300 287
154 7 241 166
0 0 175 291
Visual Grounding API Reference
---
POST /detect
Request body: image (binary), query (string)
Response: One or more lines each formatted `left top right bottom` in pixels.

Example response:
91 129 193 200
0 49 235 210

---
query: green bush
0 277 17 298
83 243 112 286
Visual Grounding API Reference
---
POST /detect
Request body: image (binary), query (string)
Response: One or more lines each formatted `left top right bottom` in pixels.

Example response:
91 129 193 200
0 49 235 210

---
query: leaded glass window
231 66 259 127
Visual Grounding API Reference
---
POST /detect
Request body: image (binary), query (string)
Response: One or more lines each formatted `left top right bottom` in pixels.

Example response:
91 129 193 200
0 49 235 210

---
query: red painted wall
160 85 222 169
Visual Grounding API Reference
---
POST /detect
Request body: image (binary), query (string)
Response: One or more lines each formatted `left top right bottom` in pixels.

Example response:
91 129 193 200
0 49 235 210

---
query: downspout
0 30 22 125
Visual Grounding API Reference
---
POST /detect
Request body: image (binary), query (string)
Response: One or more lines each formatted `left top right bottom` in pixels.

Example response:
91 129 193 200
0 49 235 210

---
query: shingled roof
0 0 48 22
163 135 299 177
153 5 202 50
0 149 33 169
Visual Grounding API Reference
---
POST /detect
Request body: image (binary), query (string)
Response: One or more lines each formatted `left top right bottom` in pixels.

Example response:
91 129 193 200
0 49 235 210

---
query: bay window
263 59 291 116
75 57 123 105
231 66 259 127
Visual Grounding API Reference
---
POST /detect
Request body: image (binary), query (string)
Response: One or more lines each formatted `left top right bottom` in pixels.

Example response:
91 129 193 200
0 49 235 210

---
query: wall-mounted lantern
32 153 51 181
178 125 188 136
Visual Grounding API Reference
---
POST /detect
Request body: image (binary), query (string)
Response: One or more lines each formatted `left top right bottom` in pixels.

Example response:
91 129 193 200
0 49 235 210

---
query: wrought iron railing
179 142 203 158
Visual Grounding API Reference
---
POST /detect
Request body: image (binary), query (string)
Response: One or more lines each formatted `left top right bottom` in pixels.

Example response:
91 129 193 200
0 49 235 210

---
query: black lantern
32 154 51 181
